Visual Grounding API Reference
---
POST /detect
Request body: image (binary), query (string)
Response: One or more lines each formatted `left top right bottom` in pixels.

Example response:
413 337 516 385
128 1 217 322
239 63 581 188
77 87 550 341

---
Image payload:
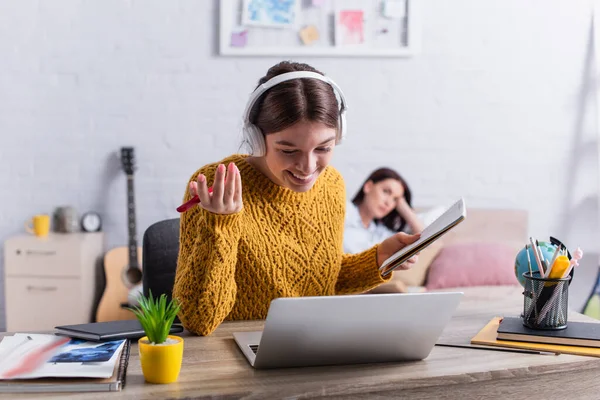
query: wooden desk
3 292 600 399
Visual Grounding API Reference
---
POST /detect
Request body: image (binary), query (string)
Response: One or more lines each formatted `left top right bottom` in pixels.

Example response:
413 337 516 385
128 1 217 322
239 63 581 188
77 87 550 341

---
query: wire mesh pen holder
521 271 571 330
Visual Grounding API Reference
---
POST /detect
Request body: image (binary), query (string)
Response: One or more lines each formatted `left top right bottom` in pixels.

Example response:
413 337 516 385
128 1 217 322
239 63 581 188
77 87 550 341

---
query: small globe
514 241 558 287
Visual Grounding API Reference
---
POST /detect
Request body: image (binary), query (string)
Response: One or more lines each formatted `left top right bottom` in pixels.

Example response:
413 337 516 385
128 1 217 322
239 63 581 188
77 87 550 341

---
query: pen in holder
522 271 571 330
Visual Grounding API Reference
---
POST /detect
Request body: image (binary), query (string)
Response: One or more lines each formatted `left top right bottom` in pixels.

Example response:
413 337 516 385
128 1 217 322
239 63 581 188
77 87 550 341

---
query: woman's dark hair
249 61 339 134
352 168 413 232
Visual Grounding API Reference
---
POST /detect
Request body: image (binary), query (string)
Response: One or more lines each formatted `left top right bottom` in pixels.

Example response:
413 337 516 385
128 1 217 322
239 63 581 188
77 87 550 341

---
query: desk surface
3 289 600 399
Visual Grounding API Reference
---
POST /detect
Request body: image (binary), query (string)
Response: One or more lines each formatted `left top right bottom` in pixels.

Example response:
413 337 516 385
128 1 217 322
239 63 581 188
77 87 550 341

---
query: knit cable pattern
173 154 390 335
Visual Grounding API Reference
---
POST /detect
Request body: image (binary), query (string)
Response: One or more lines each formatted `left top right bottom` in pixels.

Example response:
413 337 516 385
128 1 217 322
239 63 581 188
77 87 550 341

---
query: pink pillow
425 242 519 290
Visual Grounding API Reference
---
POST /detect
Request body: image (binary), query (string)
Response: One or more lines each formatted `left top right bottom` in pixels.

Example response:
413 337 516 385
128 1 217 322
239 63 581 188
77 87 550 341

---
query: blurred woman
344 167 442 254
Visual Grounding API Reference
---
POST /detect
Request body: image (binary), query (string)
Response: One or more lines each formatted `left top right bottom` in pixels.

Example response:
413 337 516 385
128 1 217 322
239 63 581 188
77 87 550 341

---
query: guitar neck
127 175 139 268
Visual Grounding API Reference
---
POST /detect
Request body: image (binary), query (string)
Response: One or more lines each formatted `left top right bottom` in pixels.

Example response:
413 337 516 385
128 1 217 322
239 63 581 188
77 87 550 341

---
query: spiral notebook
0 338 130 393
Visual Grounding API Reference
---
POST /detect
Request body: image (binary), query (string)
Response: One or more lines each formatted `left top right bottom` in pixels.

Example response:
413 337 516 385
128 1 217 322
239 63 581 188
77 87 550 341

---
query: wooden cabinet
3 233 104 331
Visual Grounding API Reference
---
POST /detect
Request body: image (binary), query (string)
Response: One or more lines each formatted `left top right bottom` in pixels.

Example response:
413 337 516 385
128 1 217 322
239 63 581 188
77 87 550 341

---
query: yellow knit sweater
173 154 390 336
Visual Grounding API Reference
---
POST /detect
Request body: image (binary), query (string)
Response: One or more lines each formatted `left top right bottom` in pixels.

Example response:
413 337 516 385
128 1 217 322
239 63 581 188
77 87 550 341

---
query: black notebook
55 320 184 342
497 317 600 348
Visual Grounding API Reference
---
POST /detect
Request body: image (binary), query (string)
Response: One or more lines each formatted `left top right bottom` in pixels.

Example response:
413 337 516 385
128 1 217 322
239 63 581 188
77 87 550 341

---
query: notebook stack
471 316 600 357
0 333 130 393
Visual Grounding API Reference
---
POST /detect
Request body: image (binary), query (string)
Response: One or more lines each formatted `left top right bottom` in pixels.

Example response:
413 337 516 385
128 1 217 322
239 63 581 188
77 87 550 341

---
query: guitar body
96 246 143 322
94 147 144 323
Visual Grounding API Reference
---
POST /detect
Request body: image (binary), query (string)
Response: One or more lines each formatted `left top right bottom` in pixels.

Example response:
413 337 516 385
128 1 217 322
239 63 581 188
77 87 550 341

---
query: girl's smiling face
260 120 337 192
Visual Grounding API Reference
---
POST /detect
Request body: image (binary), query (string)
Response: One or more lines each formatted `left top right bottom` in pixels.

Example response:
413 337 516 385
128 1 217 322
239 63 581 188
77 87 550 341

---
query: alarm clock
81 211 102 232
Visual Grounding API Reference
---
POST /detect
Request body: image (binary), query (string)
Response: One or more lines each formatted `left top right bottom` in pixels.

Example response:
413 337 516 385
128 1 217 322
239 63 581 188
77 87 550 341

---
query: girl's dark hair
352 168 413 232
249 61 339 134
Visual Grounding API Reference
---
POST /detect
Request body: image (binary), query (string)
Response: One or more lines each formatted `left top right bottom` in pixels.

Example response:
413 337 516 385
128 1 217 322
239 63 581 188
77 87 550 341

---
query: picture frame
334 8 367 47
241 0 301 28
219 0 421 57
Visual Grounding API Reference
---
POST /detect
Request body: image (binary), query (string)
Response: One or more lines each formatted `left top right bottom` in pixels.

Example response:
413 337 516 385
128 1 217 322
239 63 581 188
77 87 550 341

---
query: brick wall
0 0 596 330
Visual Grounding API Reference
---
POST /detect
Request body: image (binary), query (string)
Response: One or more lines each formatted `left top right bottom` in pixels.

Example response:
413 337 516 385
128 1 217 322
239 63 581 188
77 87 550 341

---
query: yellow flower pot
138 335 184 384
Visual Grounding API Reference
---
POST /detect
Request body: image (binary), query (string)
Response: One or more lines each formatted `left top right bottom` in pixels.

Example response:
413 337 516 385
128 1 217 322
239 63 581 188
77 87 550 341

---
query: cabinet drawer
5 277 85 331
4 236 81 277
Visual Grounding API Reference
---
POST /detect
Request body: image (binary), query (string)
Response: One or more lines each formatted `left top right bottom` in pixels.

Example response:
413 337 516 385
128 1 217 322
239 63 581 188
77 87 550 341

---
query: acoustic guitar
95 147 143 322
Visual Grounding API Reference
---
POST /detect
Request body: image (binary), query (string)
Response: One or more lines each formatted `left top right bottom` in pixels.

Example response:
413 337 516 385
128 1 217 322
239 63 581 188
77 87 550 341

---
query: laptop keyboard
249 345 259 354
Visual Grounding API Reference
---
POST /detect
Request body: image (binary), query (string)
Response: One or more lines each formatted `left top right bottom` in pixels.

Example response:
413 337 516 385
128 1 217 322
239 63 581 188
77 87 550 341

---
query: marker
177 187 213 213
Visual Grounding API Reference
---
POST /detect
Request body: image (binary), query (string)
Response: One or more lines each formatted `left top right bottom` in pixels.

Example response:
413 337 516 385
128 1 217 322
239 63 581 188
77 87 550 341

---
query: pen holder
521 271 571 330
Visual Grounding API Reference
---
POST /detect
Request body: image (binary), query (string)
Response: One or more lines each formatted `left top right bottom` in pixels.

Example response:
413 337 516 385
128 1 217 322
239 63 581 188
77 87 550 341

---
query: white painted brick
0 0 597 331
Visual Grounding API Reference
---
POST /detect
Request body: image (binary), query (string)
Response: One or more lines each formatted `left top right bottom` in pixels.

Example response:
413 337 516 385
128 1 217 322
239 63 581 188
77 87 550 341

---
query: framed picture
241 0 301 28
220 0 421 57
334 9 366 47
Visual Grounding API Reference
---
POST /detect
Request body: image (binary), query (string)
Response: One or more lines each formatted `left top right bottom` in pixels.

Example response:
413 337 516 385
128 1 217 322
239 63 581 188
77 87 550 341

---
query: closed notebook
0 339 130 393
55 320 183 342
471 317 600 358
497 316 600 348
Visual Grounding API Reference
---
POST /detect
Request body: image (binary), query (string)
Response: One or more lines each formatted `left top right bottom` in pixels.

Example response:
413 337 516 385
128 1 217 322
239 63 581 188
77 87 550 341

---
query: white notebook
379 198 467 277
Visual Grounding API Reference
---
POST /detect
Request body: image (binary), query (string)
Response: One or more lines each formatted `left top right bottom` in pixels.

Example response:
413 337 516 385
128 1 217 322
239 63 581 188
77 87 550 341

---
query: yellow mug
25 214 50 237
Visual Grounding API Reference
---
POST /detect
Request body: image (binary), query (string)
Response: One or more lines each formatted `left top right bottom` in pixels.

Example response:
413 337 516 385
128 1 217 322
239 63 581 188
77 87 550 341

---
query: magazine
0 334 126 380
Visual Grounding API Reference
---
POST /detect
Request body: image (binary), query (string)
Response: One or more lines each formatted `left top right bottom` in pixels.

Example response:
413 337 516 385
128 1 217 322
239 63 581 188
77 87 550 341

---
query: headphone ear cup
337 111 347 144
242 125 254 154
246 124 266 157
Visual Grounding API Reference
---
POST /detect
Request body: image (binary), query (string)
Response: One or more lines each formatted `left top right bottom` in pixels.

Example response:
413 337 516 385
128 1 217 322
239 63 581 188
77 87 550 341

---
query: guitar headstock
120 147 136 176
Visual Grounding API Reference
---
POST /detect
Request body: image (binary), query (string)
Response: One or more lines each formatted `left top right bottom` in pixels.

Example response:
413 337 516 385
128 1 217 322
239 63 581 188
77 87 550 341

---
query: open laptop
233 292 462 369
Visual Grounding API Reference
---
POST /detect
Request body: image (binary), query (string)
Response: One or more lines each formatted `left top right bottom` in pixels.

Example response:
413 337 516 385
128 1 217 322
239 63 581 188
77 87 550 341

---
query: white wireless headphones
242 71 348 157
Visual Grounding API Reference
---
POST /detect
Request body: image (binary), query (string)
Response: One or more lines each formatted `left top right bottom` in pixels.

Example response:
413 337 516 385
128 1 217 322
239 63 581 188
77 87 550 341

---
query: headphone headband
243 71 347 126
242 71 348 156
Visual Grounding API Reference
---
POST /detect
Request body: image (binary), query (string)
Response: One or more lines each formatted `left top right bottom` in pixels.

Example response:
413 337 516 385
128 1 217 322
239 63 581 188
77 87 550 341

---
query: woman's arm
336 231 420 294
172 168 242 336
336 246 390 294
396 197 425 234
332 168 416 294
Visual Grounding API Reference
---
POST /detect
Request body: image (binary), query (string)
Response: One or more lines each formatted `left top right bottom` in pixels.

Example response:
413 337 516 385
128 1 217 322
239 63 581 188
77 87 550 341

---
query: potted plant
132 291 183 384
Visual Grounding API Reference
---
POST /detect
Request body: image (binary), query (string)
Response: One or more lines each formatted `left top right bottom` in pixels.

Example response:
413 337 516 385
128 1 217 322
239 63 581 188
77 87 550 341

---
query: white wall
0 0 596 331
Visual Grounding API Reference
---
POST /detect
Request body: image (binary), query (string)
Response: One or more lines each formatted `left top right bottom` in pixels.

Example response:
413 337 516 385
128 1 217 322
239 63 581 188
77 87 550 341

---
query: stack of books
471 316 600 357
0 333 130 393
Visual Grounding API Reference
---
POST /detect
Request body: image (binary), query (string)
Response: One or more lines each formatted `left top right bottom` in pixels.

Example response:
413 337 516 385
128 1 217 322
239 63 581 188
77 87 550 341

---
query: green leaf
132 290 181 344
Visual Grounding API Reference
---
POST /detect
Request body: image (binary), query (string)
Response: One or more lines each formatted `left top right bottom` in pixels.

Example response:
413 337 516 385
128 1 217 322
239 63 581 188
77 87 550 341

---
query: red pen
176 187 213 213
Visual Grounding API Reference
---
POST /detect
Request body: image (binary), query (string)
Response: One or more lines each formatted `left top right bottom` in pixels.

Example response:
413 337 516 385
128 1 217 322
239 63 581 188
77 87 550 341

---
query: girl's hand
189 163 243 215
376 232 421 270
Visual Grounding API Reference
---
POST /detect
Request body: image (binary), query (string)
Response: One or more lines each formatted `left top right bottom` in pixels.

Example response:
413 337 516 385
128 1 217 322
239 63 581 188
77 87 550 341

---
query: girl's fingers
395 232 420 246
189 163 241 215
189 181 198 197
211 164 226 206
224 163 236 206
234 163 242 204
197 174 211 205
399 256 418 270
